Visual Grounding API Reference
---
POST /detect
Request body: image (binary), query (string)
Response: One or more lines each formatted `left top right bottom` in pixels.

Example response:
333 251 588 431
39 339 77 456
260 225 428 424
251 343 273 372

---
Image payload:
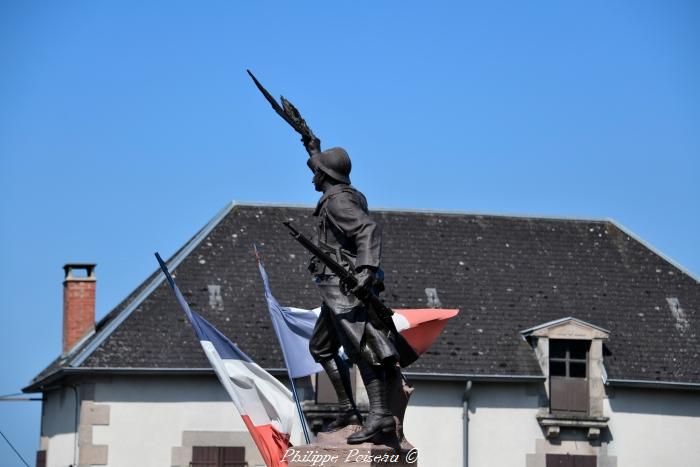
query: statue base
286 426 417 466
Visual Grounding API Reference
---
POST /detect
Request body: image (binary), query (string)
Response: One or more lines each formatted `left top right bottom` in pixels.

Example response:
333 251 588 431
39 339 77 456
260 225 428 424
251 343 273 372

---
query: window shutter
191 446 246 467
550 377 589 414
546 454 596 467
546 454 572 467
191 446 219 466
576 455 597 467
569 379 589 413
221 446 246 467
36 450 46 467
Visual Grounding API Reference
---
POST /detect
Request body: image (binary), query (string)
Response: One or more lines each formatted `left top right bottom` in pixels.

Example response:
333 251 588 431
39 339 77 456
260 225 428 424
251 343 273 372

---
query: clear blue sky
1 1 698 464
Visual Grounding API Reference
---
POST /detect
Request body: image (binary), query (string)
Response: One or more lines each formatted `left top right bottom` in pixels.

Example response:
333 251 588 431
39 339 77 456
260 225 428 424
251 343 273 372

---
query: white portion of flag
201 340 295 431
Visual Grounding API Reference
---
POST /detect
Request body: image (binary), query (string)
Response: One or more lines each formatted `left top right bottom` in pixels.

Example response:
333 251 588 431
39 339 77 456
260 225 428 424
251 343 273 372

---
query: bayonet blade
246 69 299 130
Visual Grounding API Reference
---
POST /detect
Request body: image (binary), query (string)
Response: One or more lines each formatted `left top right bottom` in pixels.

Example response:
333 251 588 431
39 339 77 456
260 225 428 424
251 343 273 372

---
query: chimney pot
62 263 96 354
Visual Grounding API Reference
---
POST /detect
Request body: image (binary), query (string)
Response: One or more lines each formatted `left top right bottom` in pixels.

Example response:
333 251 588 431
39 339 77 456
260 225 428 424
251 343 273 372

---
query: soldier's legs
309 305 362 431
320 356 362 431
312 275 400 438
347 360 396 444
309 304 341 363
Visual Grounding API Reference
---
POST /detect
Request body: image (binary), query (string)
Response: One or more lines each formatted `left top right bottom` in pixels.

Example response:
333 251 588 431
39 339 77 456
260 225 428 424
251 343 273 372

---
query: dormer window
521 317 610 439
549 339 590 415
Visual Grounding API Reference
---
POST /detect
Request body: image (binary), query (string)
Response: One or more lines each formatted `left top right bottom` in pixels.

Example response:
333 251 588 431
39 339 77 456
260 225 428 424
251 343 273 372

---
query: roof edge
68 202 237 368
25 368 700 392
23 366 289 393
608 218 700 283
403 372 545 382
25 368 546 391
606 378 700 391
61 328 97 359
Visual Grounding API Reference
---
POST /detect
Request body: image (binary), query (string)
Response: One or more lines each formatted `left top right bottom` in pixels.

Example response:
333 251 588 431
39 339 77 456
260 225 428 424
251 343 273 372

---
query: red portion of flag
241 415 292 467
394 308 459 355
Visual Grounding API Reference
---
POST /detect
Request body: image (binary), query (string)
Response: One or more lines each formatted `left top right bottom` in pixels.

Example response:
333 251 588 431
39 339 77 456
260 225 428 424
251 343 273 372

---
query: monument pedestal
286 426 417 467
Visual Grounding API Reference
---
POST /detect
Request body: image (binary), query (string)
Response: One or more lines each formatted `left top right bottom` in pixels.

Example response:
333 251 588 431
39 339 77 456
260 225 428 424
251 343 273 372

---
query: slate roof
26 202 700 391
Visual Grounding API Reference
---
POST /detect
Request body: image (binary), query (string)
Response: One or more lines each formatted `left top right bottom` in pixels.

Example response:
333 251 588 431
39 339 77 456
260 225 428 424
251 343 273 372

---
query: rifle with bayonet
283 221 419 368
247 69 321 155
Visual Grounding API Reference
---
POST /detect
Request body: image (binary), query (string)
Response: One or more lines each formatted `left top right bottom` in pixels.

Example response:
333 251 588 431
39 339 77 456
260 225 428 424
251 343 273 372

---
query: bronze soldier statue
248 71 416 444
305 144 400 443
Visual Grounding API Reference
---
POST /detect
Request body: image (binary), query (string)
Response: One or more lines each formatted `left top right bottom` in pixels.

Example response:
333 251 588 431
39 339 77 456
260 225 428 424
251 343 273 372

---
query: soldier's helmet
308 147 352 184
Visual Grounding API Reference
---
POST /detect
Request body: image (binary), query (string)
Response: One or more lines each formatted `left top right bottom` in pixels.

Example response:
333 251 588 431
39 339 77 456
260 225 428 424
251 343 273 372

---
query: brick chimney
62 263 96 354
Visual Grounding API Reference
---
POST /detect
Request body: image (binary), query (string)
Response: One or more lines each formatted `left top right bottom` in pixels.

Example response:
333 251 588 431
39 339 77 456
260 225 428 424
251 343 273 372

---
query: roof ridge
228 200 611 223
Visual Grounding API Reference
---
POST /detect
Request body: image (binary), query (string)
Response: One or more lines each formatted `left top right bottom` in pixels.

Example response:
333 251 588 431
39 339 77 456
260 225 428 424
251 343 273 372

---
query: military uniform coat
308 184 401 366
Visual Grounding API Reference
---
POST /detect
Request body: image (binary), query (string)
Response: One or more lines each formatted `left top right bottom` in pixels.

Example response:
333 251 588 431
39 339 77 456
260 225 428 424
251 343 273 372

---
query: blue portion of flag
257 257 323 378
189 309 253 363
155 252 252 363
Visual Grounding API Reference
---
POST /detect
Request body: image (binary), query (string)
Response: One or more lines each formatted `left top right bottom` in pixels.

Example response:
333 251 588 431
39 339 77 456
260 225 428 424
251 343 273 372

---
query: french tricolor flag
156 253 295 467
255 254 459 366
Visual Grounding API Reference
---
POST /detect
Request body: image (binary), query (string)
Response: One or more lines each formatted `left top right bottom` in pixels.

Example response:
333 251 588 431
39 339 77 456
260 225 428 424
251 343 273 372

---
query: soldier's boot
347 363 395 444
321 358 362 431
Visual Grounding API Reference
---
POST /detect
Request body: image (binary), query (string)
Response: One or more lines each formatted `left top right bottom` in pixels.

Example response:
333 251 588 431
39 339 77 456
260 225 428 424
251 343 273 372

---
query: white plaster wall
40 374 700 467
404 381 543 467
91 375 303 467
467 382 543 467
42 387 79 467
403 381 465 466
605 387 700 467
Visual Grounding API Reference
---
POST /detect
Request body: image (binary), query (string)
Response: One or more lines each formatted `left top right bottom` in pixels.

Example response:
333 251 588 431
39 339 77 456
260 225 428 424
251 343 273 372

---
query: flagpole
288 374 311 444
254 245 312 444
267 312 312 444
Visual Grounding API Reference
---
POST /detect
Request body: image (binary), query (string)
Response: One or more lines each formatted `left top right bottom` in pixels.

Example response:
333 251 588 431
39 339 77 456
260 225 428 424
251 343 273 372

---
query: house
25 202 700 467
